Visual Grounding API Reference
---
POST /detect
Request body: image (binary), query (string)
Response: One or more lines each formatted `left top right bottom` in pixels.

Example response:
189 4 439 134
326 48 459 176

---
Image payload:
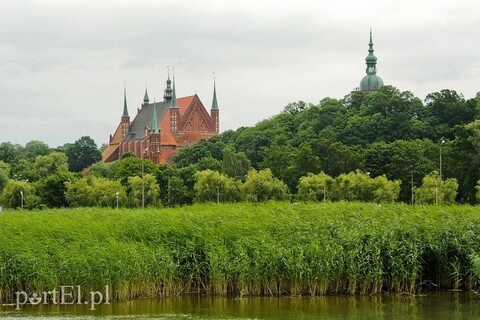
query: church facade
102 75 219 164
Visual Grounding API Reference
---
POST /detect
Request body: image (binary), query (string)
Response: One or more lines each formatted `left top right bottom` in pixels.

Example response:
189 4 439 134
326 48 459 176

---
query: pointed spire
211 78 219 110
123 85 129 117
171 75 178 109
359 29 384 91
365 28 378 72
151 99 159 134
143 85 149 104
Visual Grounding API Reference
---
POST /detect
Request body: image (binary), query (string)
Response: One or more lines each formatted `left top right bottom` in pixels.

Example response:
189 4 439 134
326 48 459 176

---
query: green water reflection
2 292 479 319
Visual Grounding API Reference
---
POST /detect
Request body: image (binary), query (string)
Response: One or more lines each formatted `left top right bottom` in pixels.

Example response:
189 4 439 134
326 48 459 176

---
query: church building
357 30 384 91
102 75 220 164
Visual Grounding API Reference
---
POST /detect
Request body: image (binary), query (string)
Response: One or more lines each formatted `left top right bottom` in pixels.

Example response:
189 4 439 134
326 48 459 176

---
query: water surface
1 292 479 319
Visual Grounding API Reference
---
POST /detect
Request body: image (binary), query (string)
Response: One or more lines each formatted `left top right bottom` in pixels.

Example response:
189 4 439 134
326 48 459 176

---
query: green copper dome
360 74 384 91
359 29 383 91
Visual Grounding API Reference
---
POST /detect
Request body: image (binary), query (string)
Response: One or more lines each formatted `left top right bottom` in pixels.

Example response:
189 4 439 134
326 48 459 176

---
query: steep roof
177 95 194 114
125 95 194 141
126 101 168 139
102 122 123 162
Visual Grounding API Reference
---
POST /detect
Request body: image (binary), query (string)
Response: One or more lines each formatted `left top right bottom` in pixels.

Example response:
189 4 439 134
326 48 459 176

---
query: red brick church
102 75 219 164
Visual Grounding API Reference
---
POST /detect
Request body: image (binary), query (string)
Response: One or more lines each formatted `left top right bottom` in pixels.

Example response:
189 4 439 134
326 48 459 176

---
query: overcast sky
1 0 479 147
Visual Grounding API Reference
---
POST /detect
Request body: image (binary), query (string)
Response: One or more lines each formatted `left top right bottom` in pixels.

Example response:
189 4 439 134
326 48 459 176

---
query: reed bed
0 202 480 301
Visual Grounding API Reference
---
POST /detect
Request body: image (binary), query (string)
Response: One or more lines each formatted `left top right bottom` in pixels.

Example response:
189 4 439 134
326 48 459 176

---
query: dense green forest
1 85 480 208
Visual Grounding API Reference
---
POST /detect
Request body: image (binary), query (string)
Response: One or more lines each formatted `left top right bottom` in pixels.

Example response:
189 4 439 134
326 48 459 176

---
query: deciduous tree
194 170 241 203
415 171 458 205
36 171 74 208
0 161 10 192
64 136 102 172
297 172 333 201
22 140 51 161
34 151 69 177
0 180 39 209
127 174 161 208
242 169 289 202
222 148 251 181
65 176 126 207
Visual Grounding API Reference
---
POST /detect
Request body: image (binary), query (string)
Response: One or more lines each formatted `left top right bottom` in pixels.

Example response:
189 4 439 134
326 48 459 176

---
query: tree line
174 86 480 204
0 86 479 208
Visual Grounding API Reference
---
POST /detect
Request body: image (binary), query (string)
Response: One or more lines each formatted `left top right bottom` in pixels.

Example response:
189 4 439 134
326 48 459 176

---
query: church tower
210 79 220 133
169 75 179 134
359 29 384 91
121 86 130 139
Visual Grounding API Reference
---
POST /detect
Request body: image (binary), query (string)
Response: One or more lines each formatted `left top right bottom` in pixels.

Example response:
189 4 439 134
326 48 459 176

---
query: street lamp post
20 191 24 209
411 169 414 205
439 139 445 205
116 191 119 209
167 178 171 206
142 148 148 209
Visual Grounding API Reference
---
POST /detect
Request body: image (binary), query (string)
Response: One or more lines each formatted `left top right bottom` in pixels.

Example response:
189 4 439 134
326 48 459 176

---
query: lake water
1 292 479 319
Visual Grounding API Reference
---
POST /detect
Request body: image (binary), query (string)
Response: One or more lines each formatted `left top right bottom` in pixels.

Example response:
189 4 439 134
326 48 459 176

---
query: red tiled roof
160 95 195 146
160 109 177 146
101 121 124 162
177 95 194 116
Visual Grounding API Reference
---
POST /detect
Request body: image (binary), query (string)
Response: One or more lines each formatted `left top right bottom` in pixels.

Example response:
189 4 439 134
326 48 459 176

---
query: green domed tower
359 30 383 91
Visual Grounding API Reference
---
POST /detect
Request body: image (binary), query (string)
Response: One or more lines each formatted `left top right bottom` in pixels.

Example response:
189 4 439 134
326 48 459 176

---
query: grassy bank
1 202 480 300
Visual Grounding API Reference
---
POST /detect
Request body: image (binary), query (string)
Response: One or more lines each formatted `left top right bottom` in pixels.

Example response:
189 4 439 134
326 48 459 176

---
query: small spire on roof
171 73 178 109
151 98 159 134
365 28 378 71
143 85 149 104
211 74 219 110
123 85 129 117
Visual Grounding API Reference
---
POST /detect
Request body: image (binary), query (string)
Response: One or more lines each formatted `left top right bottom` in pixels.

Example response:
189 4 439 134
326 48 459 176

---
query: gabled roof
102 122 124 162
125 95 194 141
177 94 215 132
177 95 194 114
